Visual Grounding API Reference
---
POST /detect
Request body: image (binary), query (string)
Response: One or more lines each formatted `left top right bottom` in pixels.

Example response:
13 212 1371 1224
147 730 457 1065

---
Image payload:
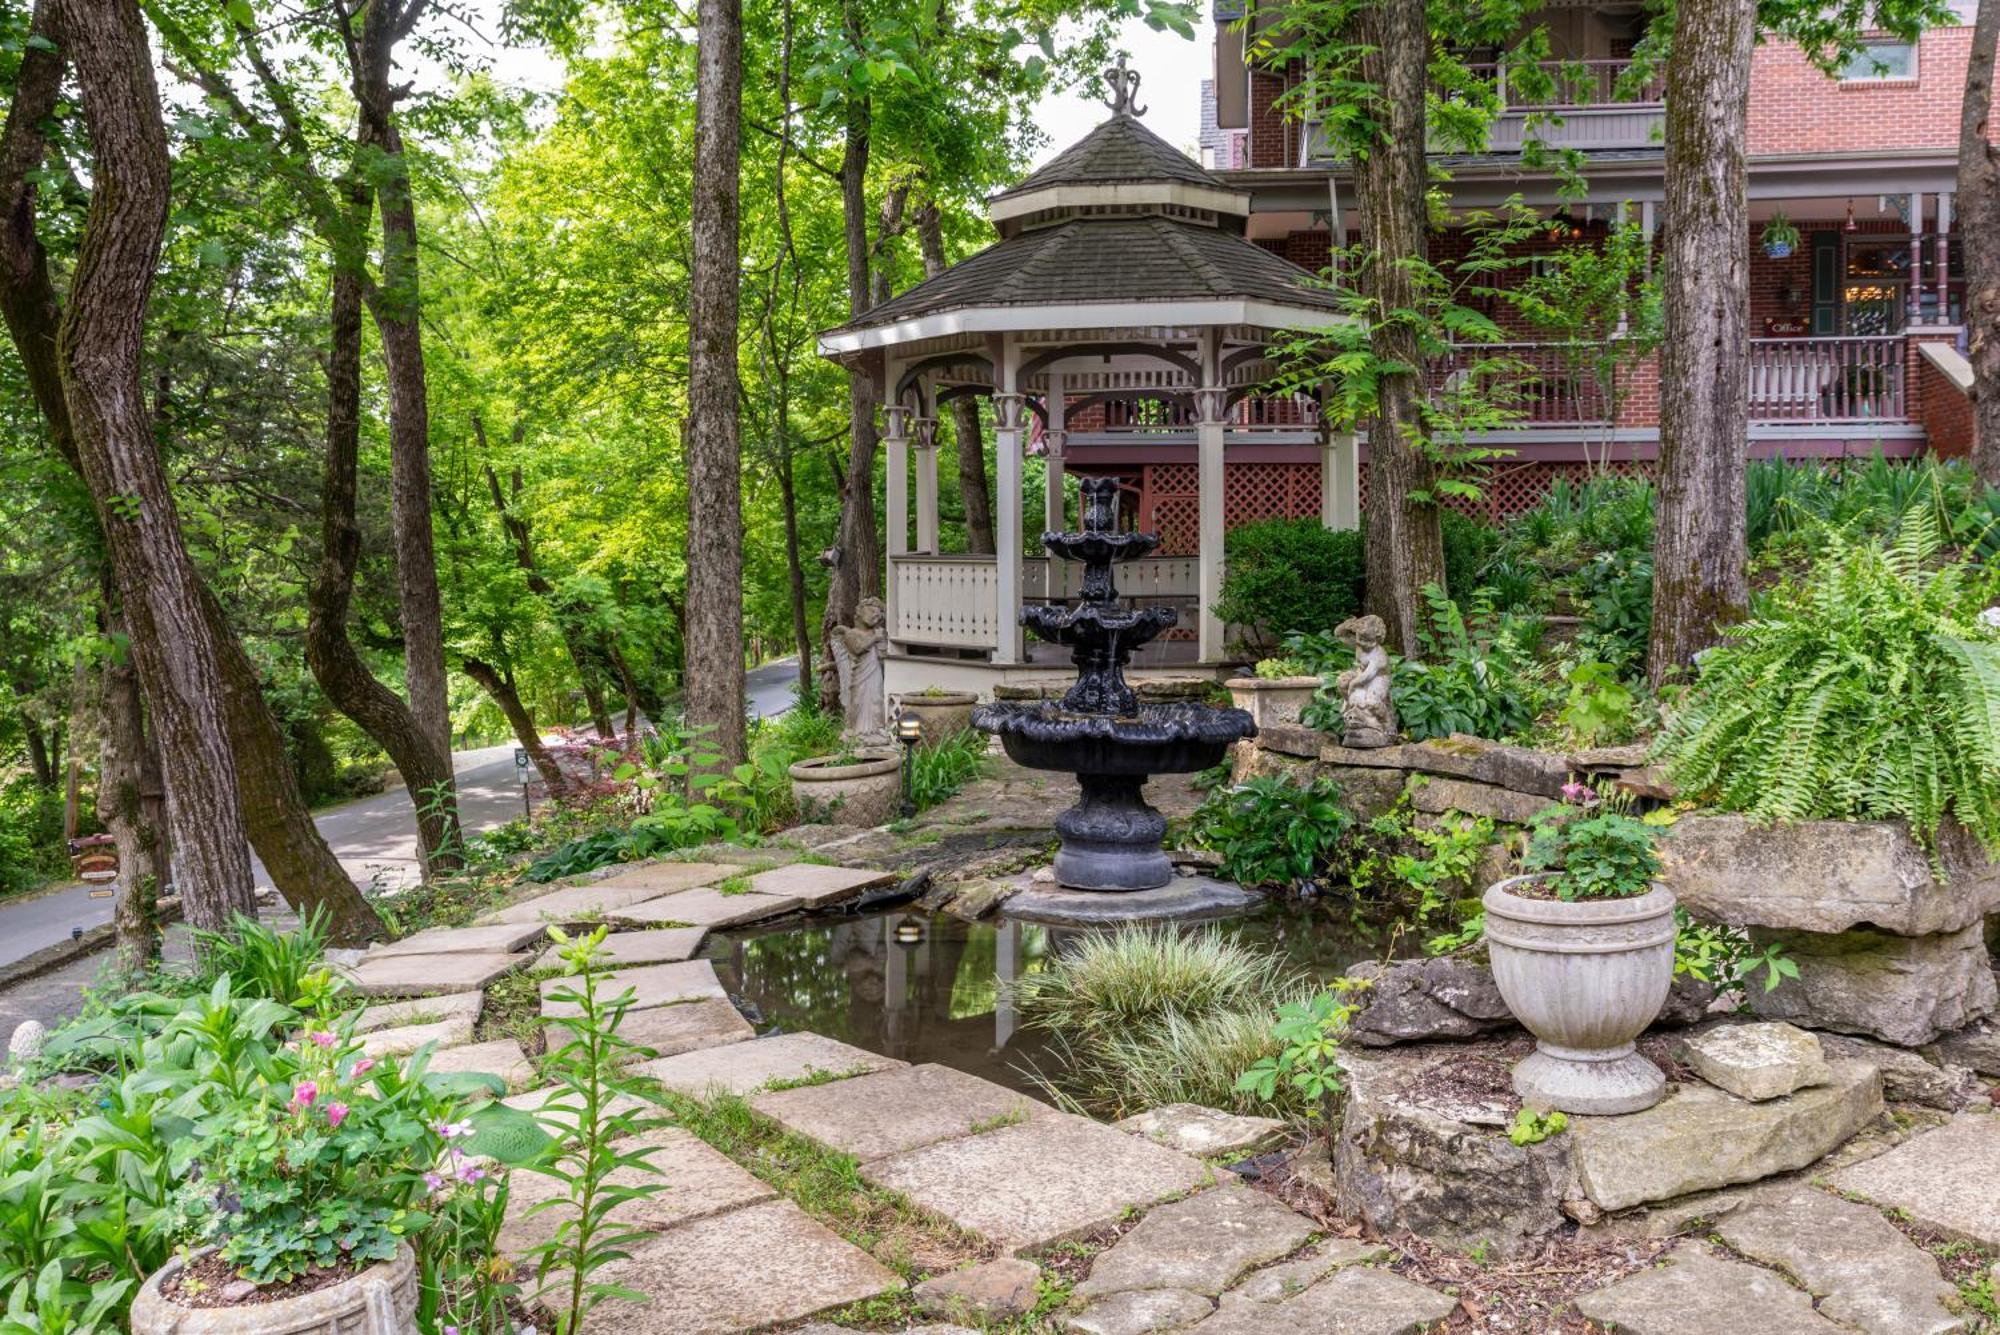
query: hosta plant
1184 775 1354 888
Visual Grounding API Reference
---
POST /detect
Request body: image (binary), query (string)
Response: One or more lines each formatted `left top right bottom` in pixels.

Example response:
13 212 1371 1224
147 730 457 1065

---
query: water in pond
703 900 1405 1098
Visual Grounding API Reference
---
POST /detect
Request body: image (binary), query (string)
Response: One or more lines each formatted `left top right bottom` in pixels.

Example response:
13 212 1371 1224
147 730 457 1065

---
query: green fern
1657 506 2000 858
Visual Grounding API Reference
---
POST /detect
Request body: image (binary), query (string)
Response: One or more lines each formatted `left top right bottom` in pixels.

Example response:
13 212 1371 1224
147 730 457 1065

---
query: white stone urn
1224 675 1322 729
1482 875 1678 1115
789 749 903 827
128 1243 418 1335
892 690 978 740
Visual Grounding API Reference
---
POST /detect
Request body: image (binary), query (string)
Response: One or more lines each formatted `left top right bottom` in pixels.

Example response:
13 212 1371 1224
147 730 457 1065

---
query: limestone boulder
1662 815 2000 937
1317 734 1571 798
1407 776 1549 826
1682 1022 1832 1101
1748 922 1997 1047
1820 1033 1971 1108
1932 1017 2000 1077
1317 766 1406 820
1344 956 1515 1047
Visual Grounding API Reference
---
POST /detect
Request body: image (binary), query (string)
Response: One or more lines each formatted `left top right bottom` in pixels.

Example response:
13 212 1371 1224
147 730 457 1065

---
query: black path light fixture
895 710 924 818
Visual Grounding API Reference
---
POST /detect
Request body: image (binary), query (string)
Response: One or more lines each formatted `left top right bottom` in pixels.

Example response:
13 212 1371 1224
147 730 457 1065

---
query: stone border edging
0 895 183 993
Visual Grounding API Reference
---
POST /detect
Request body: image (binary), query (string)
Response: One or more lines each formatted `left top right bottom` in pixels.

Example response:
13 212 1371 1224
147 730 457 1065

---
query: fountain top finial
1078 476 1120 534
1101 56 1146 118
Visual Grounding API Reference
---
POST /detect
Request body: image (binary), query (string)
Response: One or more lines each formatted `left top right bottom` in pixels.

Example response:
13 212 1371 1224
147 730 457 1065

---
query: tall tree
1962 0 2000 484
57 0 254 931
685 0 747 761
1647 0 1755 681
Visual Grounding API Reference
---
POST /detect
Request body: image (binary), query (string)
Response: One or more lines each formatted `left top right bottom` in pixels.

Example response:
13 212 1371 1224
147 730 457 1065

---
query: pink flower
1561 781 1599 805
324 1101 350 1129
433 1119 472 1141
307 1031 336 1048
454 1158 486 1184
424 1171 446 1192
351 1058 375 1077
290 1081 318 1109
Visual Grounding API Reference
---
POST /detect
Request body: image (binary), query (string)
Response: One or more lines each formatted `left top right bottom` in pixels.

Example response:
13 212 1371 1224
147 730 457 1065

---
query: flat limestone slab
1574 1246 1849 1334
612 887 802 929
862 1114 1211 1254
1716 1188 1962 1335
584 1198 903 1334
590 860 739 895
534 926 706 972
477 880 666 926
1192 1264 1456 1335
1683 1022 1832 1102
1075 1183 1314 1298
1571 1059 1883 1211
360 1013 476 1058
631 1031 904 1098
1003 876 1260 928
751 1063 1053 1161
1115 1104 1289 1159
539 959 726 1019
354 990 483 1033
423 1039 538 1094
548 996 755 1062
498 1126 776 1258
368 922 550 959
338 951 526 998
1832 1114 2000 1249
746 862 896 907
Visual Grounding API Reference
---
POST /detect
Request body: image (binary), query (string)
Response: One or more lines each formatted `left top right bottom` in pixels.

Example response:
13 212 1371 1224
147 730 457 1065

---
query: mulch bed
163 1251 362 1307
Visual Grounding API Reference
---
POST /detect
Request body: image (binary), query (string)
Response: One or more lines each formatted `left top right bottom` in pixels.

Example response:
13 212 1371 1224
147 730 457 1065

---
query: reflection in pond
705 900 1402 1096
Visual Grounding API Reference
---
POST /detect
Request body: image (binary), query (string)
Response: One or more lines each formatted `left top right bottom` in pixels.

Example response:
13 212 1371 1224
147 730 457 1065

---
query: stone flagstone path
333 856 2000 1334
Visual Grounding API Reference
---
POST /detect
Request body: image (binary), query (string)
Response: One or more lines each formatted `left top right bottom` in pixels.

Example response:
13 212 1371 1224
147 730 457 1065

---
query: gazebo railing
891 554 1202 650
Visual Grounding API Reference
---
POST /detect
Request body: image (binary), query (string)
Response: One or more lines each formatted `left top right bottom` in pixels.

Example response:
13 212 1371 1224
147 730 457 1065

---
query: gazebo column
1195 332 1227 663
914 414 940 554
1322 429 1361 531
993 340 1026 664
1045 372 1067 535
883 402 912 635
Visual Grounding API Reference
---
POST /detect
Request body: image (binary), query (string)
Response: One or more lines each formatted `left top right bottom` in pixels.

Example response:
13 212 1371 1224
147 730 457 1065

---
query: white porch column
1908 193 1927 326
1938 192 1954 323
1195 331 1227 663
993 339 1025 665
914 414 940 554
883 401 912 638
1044 371 1067 536
1322 430 1360 531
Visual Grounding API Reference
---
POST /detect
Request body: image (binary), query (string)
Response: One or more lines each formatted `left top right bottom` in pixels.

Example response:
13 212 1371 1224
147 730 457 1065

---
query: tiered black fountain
974 478 1256 892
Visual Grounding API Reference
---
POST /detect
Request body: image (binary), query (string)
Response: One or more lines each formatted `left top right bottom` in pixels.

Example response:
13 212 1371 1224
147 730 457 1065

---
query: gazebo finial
1101 55 1146 118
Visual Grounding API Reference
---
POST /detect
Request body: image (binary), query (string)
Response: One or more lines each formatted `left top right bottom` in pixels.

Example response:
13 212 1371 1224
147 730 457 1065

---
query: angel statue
1334 614 1396 748
831 596 890 743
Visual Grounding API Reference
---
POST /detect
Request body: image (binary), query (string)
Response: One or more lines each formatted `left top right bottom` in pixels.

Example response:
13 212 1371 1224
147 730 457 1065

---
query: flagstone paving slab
539 959 726 1019
861 1113 1212 1254
611 887 801 929
1832 1114 2000 1249
590 860 739 895
1191 1265 1455 1335
630 1031 904 1098
359 1013 476 1058
1063 1288 1213 1335
1228 1239 1392 1305
534 926 706 972
745 862 896 907
580 1198 903 1334
423 1039 538 1094
1573 1246 1849 1334
477 880 668 926
1114 1104 1289 1159
1075 1183 1315 1299
1715 1187 1963 1335
750 1062 1054 1161
355 990 484 1033
337 950 526 997
547 996 754 1061
367 922 551 958
498 1127 775 1259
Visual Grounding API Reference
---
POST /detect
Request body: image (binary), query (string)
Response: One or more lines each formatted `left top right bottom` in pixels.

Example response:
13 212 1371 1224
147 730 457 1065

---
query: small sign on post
514 747 532 819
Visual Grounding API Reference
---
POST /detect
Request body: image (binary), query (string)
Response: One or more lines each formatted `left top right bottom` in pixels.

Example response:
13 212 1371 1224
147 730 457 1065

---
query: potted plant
892 686 979 740
1226 654 1323 729
1760 212 1801 259
1482 786 1676 1115
130 1027 440 1334
789 744 903 827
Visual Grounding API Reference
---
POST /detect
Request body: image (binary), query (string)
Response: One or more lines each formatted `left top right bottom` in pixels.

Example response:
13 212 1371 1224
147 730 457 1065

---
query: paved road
0 660 801 968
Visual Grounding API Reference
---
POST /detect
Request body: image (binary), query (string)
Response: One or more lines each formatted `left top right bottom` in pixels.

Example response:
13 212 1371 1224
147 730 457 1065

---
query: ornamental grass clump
1656 508 2000 857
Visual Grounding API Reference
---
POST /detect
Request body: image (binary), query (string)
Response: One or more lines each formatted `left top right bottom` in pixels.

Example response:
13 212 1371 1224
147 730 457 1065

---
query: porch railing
892 555 1203 649
1452 59 1665 108
1748 336 1906 423
1427 342 1610 424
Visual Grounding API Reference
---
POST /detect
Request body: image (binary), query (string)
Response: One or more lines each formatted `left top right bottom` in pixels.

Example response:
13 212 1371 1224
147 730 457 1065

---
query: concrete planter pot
892 690 978 740
1483 875 1678 1115
790 749 903 827
129 1243 418 1335
1224 676 1321 729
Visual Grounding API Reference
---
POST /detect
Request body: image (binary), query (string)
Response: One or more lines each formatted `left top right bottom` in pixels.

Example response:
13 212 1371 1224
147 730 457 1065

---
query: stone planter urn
893 690 978 740
1225 676 1322 729
1483 874 1678 1115
789 749 903 827
129 1243 418 1335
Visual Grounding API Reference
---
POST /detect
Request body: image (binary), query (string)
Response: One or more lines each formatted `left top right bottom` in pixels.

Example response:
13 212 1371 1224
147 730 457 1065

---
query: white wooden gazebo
818 64 1356 698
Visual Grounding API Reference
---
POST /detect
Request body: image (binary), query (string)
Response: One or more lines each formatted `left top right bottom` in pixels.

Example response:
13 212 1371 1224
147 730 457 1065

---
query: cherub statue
831 596 889 743
1333 614 1395 748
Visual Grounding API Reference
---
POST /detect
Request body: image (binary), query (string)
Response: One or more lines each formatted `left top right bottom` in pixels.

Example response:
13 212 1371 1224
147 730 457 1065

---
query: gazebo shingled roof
990 113 1229 199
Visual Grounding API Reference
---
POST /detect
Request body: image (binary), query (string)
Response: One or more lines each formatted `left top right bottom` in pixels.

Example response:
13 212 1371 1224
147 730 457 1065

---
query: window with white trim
1838 39 1917 81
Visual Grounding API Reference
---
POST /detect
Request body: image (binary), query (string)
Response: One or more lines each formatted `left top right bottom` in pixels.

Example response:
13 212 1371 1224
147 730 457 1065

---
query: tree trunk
1648 0 1754 683
58 0 255 935
462 656 572 797
916 204 994 555
98 603 164 975
1962 0 2000 484
0 0 76 466
775 438 815 703
309 229 463 879
1351 0 1445 654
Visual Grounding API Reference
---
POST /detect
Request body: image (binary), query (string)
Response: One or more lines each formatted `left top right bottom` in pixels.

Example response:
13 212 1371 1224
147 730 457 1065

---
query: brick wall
1914 341 1975 458
1246 65 1300 169
1747 26 1983 155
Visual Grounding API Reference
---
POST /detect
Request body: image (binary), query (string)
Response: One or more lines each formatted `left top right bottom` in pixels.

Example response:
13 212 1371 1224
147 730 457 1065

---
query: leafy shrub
1558 660 1635 745
1573 550 1653 672
1391 585 1541 741
1520 794 1663 900
191 909 332 1008
906 731 988 811
1441 509 1501 600
1657 510 2000 855
1214 518 1365 651
0 781 68 896
1235 987 1364 1112
1184 776 1353 887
